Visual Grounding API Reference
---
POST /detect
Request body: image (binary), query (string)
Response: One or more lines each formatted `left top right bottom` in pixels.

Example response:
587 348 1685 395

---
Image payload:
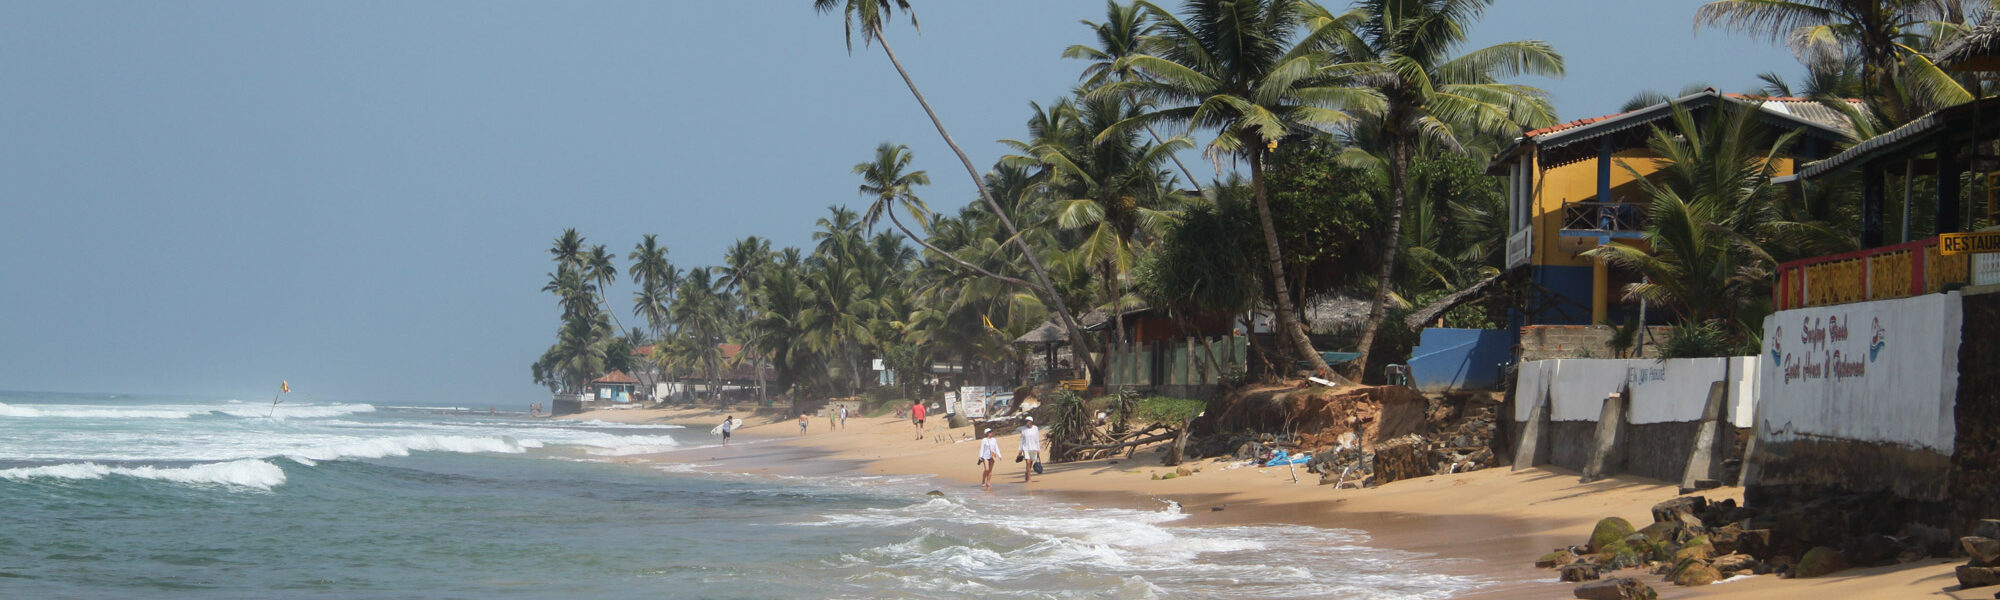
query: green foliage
1607 317 1641 359
1134 396 1204 425
1658 320 1754 359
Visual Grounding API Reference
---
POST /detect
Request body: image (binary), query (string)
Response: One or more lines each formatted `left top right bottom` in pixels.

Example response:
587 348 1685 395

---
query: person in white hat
1018 416 1043 483
977 428 1001 490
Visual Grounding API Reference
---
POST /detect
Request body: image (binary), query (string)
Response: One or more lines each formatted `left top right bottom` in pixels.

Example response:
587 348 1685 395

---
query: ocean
0 391 1487 599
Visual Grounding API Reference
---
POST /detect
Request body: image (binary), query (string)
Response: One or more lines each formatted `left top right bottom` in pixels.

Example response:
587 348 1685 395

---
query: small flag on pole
281 380 291 394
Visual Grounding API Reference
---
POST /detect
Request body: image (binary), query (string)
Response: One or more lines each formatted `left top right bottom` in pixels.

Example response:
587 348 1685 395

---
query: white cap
1024 416 1033 422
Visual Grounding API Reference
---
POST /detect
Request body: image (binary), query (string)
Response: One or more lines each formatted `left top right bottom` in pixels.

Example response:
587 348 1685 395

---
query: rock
1966 537 2000 567
1794 546 1848 578
1959 566 2000 588
1673 543 1713 563
926 490 945 497
1977 519 2000 540
1651 497 1707 528
1572 577 1657 600
1175 466 1193 477
1737 529 1772 557
1710 524 1743 555
1844 534 1904 567
1712 553 1760 573
1904 523 1954 556
1211 505 1226 512
1536 549 1575 569
1560 563 1601 582
1670 561 1720 586
1636 522 1681 543
1372 436 1432 484
1589 517 1637 553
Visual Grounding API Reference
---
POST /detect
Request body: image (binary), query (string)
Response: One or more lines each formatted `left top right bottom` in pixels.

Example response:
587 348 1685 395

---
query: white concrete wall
1757 292 1962 452
1516 357 1759 426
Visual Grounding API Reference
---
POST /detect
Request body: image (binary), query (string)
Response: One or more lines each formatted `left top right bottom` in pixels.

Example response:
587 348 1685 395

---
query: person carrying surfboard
720 415 735 444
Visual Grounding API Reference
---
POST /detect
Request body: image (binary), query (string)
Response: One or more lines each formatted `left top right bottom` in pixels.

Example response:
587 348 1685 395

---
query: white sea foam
802 494 1485 599
562 420 686 430
0 459 287 490
283 434 535 462
215 403 376 420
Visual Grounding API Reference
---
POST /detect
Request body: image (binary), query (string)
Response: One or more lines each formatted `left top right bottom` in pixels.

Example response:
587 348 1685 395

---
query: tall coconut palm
627 234 675 340
670 268 729 402
1329 0 1562 378
801 261 880 394
1106 0 1384 373
549 229 587 275
814 0 1101 381
1064 0 1208 190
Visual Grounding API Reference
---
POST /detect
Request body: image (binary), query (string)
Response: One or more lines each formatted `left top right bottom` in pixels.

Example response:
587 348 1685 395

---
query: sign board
1940 231 2000 255
1758 293 1962 451
871 358 885 371
943 392 959 416
1506 228 1533 268
961 391 986 419
1059 379 1088 391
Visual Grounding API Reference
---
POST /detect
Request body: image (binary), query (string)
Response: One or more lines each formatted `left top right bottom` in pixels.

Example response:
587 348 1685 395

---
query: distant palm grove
533 0 1998 403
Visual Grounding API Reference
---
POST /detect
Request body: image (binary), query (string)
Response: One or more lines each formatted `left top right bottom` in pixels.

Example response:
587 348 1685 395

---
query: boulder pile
1538 495 1971 595
1958 519 2000 590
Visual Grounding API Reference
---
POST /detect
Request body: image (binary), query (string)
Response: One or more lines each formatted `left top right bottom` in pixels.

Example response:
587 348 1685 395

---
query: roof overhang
1794 96 2000 180
1486 90 1855 174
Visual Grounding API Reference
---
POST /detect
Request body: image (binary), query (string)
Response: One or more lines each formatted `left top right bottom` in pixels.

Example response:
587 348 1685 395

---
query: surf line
266 380 291 418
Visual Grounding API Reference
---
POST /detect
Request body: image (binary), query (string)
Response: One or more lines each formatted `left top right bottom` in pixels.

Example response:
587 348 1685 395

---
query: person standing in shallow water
1019 417 1042 483
910 399 926 440
977 428 1000 490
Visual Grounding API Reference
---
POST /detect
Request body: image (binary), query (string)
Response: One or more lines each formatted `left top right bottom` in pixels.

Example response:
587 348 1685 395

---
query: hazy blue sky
0 1 1800 405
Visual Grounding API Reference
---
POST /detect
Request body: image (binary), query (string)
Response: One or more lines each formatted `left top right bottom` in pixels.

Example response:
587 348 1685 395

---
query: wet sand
565 404 1977 599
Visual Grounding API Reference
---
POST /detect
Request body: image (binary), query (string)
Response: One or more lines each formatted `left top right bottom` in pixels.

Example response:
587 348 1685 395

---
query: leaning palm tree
1329 0 1563 378
814 0 1101 381
1105 0 1384 373
852 142 1036 288
583 245 627 334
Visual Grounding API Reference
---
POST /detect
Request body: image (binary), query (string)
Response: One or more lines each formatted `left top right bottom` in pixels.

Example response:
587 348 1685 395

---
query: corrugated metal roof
1793 96 2000 179
1487 90 1856 173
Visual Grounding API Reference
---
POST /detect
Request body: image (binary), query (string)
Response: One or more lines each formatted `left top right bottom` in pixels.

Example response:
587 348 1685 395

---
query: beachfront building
589 370 639 404
1485 90 1854 327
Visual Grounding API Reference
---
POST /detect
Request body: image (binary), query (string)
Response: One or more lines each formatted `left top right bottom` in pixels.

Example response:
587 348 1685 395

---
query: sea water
0 391 1487 599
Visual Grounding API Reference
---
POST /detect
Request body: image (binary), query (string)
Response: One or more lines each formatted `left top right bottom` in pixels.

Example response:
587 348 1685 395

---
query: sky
0 0 1804 406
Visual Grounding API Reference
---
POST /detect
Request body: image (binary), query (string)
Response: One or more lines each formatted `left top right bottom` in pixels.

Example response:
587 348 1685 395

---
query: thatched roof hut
1938 23 2000 72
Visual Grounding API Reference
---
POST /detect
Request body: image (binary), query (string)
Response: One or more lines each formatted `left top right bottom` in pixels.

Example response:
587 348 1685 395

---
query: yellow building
1485 90 1853 326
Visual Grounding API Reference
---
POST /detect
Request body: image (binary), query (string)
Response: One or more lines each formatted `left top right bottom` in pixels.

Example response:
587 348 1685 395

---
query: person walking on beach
977 428 1001 490
1019 417 1043 483
798 413 809 435
720 415 735 444
910 399 926 440
839 405 848 430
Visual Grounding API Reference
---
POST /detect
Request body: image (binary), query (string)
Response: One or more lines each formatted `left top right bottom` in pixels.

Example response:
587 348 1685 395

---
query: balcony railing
1561 201 1646 233
1772 237 1971 310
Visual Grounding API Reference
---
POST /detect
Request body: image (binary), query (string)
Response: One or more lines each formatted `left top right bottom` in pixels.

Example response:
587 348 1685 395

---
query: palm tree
1064 0 1207 190
1106 0 1384 373
801 261 880 394
1696 0 1974 123
627 234 675 340
1007 93 1189 359
1330 0 1562 378
814 0 1101 382
584 244 627 334
670 268 729 403
1583 102 1803 335
549 229 587 275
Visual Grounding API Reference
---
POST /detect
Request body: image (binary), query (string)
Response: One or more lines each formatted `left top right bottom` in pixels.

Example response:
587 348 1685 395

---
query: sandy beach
561 404 1978 599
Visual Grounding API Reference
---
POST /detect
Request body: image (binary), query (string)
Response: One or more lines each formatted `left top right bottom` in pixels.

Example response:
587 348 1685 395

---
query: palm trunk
874 32 1100 383
756 353 769 408
1354 136 1410 381
1248 147 1330 374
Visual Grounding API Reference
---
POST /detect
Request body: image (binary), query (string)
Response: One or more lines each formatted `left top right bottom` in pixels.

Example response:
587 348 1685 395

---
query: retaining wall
1510 357 1757 481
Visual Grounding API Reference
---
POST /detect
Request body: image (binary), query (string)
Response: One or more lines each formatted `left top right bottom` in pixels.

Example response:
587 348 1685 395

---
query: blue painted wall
1527 264 1595 325
1407 328 1516 392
